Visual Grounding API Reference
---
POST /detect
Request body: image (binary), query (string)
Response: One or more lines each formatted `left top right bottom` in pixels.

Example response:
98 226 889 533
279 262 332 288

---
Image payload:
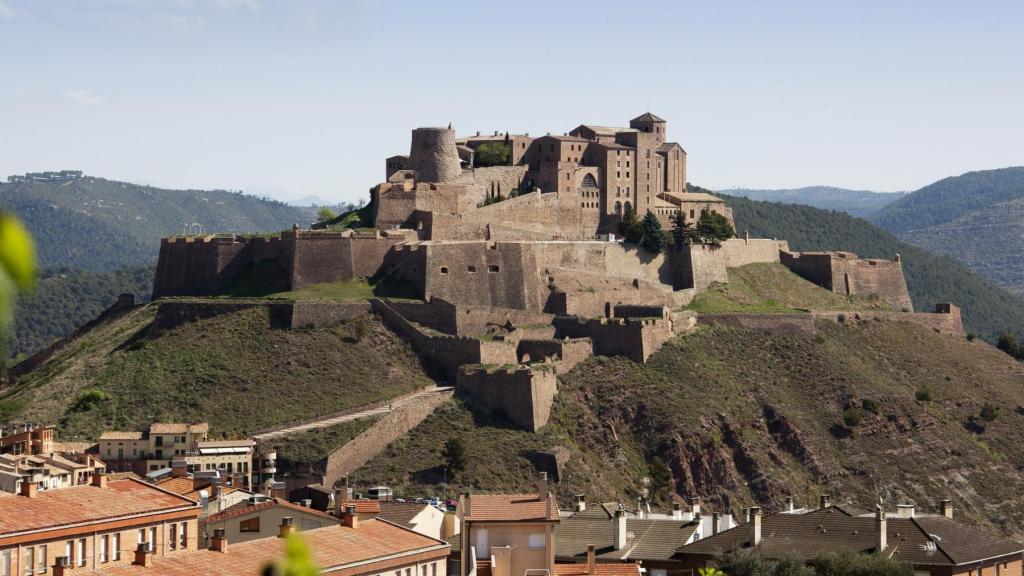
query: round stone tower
407 127 462 183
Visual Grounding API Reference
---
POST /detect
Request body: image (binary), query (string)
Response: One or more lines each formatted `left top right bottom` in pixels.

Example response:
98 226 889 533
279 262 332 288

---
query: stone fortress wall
780 250 914 311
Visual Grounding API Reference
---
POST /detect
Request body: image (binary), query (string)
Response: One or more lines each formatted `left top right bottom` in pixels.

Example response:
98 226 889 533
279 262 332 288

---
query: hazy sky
1 1 1021 204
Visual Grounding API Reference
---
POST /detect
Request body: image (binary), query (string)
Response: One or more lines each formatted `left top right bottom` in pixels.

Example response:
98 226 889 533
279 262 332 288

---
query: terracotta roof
51 441 97 453
153 477 243 500
378 502 431 527
680 508 1024 566
339 499 382 515
150 422 209 434
465 493 560 522
576 125 637 137
631 113 665 123
99 431 143 441
656 142 685 154
554 562 642 576
0 478 198 536
538 135 589 143
555 515 698 561
205 498 336 526
83 519 449 575
676 192 725 203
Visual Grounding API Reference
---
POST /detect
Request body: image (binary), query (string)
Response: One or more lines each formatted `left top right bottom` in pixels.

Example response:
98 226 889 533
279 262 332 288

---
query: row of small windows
439 265 499 274
581 202 599 209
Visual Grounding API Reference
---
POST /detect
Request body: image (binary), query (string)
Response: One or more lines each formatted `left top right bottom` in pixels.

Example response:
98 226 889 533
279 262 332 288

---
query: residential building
0 451 106 494
0 424 54 455
67 511 450 576
678 498 1024 576
0 475 200 576
379 501 460 542
457 474 561 576
152 472 252 518
203 496 340 544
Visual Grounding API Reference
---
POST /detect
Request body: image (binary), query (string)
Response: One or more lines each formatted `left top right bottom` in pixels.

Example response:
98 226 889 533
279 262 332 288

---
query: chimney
301 499 312 508
751 506 763 546
52 556 71 576
462 492 471 518
171 458 188 478
784 496 794 512
279 516 296 538
211 528 228 553
536 472 548 498
689 496 701 517
895 504 915 518
476 131 481 137
613 509 628 550
712 512 720 535
575 494 586 513
672 502 682 520
91 473 108 489
586 544 596 575
493 130 499 136
819 494 832 509
742 507 751 523
342 505 359 529
334 488 345 517
876 509 887 552
133 542 154 567
20 480 37 498
940 499 954 519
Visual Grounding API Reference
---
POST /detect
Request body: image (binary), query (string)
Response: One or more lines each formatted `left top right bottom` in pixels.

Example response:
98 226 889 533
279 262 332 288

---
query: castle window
617 171 621 178
626 172 630 178
440 267 449 274
468 266 476 273
488 265 500 273
690 210 695 218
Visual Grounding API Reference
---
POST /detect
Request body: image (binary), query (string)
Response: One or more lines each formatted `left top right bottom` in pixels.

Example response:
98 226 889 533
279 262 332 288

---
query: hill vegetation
358 319 1024 537
0 177 315 271
717 191 1024 341
722 186 906 218
7 267 153 358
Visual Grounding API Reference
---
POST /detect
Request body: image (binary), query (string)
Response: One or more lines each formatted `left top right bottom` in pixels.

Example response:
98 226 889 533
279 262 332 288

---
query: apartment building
0 424 54 456
0 451 106 494
0 475 200 576
203 496 340 544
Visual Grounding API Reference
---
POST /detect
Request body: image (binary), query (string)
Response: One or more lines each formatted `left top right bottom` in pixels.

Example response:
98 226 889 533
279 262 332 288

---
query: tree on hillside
997 332 1023 360
697 211 735 246
442 436 467 475
316 206 337 223
618 204 643 244
671 211 701 246
647 456 674 500
474 142 511 167
641 211 667 253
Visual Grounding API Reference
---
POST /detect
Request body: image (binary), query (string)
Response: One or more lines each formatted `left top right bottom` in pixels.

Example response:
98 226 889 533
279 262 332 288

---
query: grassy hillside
723 186 905 218
358 320 1024 537
7 267 153 359
0 177 314 271
719 192 1024 340
0 305 433 439
871 167 1024 234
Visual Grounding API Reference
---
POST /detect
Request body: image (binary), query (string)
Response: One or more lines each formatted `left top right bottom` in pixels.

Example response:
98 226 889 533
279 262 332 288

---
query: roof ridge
907 516 956 564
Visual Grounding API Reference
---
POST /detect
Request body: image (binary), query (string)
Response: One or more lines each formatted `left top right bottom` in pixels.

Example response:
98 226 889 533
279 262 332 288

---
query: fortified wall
456 365 558 432
780 250 913 311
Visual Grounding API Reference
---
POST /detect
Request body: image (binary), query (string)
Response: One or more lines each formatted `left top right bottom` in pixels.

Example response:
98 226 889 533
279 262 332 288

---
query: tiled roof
578 125 637 137
205 498 336 526
99 431 143 440
153 477 243 500
150 422 209 434
631 113 665 123
680 508 1024 566
339 499 382 515
0 478 198 536
554 562 642 576
656 142 684 154
676 192 725 203
465 493 559 522
196 439 254 448
51 441 97 453
555 515 698 561
84 519 449 575
378 502 431 527
539 135 589 143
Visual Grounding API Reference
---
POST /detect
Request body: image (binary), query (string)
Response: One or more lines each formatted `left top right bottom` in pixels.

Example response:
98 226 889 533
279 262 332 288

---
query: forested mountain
0 176 317 271
6 267 153 358
868 167 1024 295
719 192 1024 340
722 186 905 217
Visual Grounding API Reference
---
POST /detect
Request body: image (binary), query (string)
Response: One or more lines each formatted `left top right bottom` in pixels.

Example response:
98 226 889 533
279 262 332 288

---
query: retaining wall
456 365 558 431
812 304 965 337
551 316 674 363
696 313 817 337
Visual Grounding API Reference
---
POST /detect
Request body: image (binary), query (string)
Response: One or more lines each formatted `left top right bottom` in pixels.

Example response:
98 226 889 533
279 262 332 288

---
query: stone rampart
152 299 370 332
516 338 593 374
717 238 787 267
551 316 674 363
321 388 454 487
456 364 558 431
811 303 965 337
696 313 817 337
780 250 913 311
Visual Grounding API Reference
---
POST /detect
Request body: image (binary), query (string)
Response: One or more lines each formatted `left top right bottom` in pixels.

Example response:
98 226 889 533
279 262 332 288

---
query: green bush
474 142 511 167
66 388 109 414
842 407 863 428
915 386 932 402
980 402 999 422
861 398 879 414
697 210 735 245
812 549 912 576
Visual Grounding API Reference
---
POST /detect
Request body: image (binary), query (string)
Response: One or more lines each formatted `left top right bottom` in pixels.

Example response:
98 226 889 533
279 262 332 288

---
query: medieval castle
150 113 962 432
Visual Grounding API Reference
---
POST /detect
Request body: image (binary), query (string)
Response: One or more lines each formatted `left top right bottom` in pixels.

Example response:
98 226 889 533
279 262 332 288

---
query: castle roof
631 112 665 123
656 142 685 154
578 125 637 137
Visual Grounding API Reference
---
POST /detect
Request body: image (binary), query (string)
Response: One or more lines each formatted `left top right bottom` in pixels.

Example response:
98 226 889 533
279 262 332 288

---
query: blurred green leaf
0 212 37 290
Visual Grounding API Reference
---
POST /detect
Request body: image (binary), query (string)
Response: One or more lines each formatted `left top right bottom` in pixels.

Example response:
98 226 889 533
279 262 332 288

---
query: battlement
780 250 913 311
456 363 558 431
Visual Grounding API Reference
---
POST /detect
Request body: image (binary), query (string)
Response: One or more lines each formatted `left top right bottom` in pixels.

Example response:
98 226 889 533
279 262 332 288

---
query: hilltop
868 167 1024 295
722 186 906 218
0 176 316 271
719 191 1024 340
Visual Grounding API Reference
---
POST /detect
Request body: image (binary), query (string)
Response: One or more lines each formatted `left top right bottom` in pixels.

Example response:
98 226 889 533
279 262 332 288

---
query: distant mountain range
0 176 318 271
869 167 1024 295
721 186 907 218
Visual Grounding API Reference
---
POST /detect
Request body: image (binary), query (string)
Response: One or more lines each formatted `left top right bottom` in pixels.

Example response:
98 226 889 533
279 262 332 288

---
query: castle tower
407 127 462 183
629 113 667 146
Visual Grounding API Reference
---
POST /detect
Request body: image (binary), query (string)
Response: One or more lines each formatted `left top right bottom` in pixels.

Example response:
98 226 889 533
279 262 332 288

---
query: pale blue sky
0 1 1021 204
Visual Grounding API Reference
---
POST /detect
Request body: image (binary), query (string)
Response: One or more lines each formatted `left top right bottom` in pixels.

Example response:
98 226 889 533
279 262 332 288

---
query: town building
70 510 450 576
678 498 1024 576
379 501 461 542
152 471 252 518
203 496 340 544
0 424 54 455
0 475 200 575
0 451 106 494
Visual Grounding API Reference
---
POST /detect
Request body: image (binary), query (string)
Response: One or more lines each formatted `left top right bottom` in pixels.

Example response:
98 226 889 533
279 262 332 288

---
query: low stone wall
456 365 558 431
152 299 370 332
697 313 817 337
812 304 965 337
517 338 593 374
718 238 787 267
613 305 669 319
288 301 373 329
321 389 454 487
552 316 674 363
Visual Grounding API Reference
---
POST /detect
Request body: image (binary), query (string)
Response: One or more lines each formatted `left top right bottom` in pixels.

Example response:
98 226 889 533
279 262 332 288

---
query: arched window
615 201 623 215
581 173 598 188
